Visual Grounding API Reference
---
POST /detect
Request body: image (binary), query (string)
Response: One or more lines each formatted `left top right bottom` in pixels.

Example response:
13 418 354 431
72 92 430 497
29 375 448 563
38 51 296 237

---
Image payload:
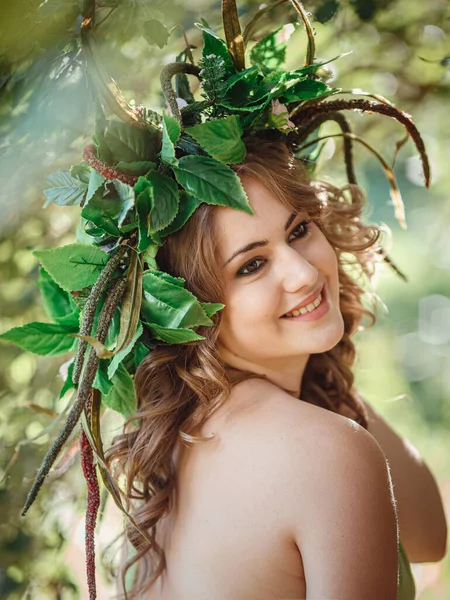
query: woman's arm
362 397 448 563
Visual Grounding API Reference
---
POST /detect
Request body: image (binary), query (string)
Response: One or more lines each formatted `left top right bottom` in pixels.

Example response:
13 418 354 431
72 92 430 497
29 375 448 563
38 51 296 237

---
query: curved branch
160 63 201 127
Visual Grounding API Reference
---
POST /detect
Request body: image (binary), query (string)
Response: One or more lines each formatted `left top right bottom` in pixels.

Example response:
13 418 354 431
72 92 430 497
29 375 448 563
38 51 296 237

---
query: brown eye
237 257 266 277
288 219 312 243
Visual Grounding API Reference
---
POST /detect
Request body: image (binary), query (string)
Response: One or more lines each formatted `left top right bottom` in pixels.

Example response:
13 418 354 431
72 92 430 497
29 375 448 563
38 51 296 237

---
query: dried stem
22 278 126 516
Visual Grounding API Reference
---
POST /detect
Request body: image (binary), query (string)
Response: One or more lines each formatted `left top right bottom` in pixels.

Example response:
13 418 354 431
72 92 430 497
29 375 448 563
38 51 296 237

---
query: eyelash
236 219 312 277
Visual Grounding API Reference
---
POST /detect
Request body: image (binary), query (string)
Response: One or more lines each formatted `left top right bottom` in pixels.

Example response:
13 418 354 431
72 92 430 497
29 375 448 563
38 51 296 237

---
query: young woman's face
215 177 344 381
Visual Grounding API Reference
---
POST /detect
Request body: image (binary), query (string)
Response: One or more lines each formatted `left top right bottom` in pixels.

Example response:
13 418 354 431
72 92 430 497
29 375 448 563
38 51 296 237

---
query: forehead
214 178 294 251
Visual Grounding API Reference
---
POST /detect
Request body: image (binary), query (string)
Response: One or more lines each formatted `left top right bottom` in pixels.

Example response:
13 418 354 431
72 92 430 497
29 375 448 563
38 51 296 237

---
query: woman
108 141 447 599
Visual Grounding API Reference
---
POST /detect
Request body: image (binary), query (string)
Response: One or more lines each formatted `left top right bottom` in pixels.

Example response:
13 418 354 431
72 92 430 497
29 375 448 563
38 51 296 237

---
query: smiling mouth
282 290 324 318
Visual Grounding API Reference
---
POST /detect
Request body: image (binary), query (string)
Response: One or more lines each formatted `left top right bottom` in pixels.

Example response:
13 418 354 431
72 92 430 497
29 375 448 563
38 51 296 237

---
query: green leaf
86 169 106 203
93 359 114 395
152 191 200 243
108 322 143 380
134 342 149 367
113 180 135 227
34 244 109 292
103 120 160 163
160 114 181 166
81 192 121 237
142 19 170 49
102 363 136 417
201 302 224 318
0 322 77 356
147 323 205 344
250 25 294 71
196 23 235 75
38 267 76 321
59 361 75 399
54 308 81 329
70 164 91 185
43 171 86 208
142 271 212 329
146 171 179 233
186 116 246 165
136 187 154 253
114 161 155 176
94 127 115 164
281 79 333 103
173 155 252 214
151 270 184 288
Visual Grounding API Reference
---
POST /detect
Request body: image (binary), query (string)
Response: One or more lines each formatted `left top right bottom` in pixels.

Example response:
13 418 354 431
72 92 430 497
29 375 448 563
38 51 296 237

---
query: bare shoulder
224 378 399 599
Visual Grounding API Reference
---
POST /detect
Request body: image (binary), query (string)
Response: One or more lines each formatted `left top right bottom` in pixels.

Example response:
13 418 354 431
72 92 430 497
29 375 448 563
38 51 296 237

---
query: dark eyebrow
223 212 297 267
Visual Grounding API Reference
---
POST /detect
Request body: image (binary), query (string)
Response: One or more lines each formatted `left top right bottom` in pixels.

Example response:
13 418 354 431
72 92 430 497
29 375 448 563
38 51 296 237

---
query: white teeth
284 292 322 318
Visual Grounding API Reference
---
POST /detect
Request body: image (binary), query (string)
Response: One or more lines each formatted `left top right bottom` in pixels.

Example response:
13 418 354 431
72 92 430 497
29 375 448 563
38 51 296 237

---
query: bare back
146 378 398 600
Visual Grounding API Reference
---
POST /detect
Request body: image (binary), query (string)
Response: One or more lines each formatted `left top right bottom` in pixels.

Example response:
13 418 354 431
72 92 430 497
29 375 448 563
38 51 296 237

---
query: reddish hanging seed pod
80 425 100 600
83 144 139 186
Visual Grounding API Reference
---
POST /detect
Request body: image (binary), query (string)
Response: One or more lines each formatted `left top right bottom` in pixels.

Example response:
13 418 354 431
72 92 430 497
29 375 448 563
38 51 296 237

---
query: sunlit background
0 0 449 598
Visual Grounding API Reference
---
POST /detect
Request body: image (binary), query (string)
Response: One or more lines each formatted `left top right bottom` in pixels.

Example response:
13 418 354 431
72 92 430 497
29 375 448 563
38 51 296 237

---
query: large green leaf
172 155 252 214
186 116 246 165
281 79 334 103
43 171 86 208
34 244 109 292
0 322 77 356
146 171 179 233
152 191 200 243
147 323 205 344
196 22 235 75
141 271 212 329
38 267 76 321
102 363 137 417
103 120 160 163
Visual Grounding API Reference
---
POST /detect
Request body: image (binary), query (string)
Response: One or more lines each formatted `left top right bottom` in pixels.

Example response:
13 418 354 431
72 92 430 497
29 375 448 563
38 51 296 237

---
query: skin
215 176 344 395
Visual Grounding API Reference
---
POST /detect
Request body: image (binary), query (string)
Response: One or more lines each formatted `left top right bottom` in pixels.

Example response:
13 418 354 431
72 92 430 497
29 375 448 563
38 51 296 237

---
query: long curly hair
106 139 382 598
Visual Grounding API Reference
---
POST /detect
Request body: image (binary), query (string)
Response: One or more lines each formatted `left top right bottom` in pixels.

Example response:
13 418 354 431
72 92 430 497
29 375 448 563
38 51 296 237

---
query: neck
219 347 309 397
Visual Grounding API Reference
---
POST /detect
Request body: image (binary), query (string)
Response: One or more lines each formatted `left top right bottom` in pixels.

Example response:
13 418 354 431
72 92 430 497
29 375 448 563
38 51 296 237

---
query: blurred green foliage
0 0 449 598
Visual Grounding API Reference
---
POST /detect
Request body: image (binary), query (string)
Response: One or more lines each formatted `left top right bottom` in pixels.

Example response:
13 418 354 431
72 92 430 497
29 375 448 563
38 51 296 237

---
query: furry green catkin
22 278 127 516
290 99 431 186
73 245 127 384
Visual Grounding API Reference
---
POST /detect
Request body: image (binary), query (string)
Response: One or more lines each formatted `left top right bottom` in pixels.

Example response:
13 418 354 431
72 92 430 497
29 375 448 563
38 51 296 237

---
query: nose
279 245 319 294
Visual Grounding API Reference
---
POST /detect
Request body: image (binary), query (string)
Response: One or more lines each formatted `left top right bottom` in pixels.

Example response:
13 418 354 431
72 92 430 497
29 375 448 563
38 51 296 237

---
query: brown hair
106 140 381 597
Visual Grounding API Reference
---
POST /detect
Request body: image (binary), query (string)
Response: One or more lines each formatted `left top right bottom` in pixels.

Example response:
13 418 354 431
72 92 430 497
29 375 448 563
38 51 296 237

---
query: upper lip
282 285 324 316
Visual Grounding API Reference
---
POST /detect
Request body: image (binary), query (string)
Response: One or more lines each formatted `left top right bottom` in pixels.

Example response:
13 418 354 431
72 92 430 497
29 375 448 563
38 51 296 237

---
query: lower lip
281 289 330 322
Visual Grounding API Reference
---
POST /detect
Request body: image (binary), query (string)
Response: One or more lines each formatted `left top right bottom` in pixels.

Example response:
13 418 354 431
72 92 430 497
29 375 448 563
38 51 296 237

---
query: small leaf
43 171 86 208
148 323 205 343
160 114 180 166
93 359 114 395
59 361 75 399
173 155 252 214
134 342 149 367
102 363 137 417
70 164 91 185
73 334 114 358
34 244 109 292
86 170 106 203
186 116 246 164
108 322 143 380
196 22 236 75
81 192 122 237
103 120 160 163
146 171 180 233
142 19 170 49
113 180 135 227
0 322 77 356
114 161 155 176
136 187 154 253
201 302 224 318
